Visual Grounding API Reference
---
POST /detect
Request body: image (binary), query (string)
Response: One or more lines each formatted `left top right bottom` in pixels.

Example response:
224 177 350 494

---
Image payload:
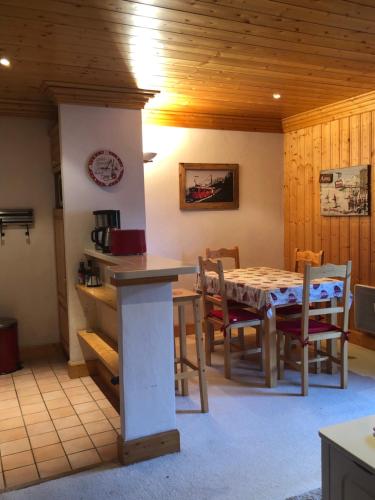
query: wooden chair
278 248 325 370
173 288 208 412
199 257 263 380
294 248 324 273
206 246 240 269
205 246 248 347
277 248 325 319
276 261 352 396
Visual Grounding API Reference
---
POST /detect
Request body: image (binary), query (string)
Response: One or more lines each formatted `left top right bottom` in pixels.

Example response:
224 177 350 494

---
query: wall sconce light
143 152 157 163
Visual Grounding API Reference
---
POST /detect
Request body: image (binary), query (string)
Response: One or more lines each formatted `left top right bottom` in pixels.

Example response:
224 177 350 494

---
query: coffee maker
91 210 120 253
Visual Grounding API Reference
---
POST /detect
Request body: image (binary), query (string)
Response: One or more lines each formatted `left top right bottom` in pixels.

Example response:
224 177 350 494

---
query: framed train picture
320 165 370 216
179 163 239 210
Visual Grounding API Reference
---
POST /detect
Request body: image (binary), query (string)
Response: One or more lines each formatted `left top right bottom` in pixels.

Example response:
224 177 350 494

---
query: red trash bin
0 318 20 374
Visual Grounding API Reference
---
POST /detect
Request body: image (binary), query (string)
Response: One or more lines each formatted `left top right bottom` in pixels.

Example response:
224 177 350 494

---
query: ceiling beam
41 81 159 110
144 109 282 132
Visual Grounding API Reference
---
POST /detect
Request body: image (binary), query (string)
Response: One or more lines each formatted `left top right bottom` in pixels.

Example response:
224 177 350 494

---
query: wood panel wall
284 111 375 281
284 109 375 285
283 99 375 342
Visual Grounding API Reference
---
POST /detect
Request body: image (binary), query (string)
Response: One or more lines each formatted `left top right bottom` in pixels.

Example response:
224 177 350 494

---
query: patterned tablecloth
204 267 348 317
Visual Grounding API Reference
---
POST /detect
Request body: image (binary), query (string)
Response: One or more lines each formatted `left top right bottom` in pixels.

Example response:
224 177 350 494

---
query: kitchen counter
84 248 196 281
82 247 196 465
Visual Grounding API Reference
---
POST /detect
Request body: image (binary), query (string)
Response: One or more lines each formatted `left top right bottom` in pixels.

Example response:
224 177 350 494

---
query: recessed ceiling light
273 93 281 100
0 57 10 67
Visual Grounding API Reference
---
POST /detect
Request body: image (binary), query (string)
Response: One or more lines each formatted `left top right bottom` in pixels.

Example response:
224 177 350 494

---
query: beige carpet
0 344 374 499
286 489 321 500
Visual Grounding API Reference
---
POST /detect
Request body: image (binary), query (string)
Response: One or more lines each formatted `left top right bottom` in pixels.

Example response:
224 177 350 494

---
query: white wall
143 125 284 294
59 105 146 362
0 117 59 346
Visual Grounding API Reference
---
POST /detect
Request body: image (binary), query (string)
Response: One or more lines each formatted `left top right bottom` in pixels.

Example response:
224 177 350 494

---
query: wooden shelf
76 284 117 310
78 329 119 377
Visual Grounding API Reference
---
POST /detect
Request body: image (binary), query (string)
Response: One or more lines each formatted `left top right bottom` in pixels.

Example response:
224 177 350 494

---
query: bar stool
173 288 208 413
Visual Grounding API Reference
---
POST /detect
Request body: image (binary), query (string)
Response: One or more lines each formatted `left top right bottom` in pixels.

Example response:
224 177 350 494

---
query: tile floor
0 358 120 491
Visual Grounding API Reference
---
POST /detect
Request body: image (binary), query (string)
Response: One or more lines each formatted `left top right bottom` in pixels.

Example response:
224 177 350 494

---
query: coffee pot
91 210 120 253
91 227 112 253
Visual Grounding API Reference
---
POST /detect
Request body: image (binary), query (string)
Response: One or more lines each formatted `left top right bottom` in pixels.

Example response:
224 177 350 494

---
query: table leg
264 306 277 388
174 329 179 393
327 297 338 375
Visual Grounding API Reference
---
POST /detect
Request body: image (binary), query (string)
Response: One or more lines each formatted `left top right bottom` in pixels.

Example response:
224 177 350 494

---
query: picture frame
320 165 371 216
179 163 239 210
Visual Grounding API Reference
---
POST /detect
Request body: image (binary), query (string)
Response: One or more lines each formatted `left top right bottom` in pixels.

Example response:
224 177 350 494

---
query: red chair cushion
276 319 341 336
276 304 302 316
208 308 261 325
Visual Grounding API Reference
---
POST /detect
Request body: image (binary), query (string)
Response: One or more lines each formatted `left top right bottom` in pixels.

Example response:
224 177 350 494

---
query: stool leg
174 329 179 393
178 303 189 396
193 298 208 413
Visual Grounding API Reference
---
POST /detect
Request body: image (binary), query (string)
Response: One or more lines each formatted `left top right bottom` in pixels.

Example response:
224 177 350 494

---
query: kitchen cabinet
53 208 69 356
50 122 69 357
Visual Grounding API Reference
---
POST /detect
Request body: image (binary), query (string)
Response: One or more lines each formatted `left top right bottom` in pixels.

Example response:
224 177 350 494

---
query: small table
320 415 375 500
204 266 348 387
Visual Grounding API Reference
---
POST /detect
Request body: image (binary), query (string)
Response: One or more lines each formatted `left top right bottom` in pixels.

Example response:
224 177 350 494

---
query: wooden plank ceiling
1 0 375 131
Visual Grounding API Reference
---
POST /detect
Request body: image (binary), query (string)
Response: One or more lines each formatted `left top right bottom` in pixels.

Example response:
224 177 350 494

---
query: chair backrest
206 246 240 269
199 256 229 325
294 248 324 273
300 262 352 341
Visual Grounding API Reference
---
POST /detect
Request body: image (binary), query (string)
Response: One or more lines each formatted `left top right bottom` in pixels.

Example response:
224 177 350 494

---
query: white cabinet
320 416 375 500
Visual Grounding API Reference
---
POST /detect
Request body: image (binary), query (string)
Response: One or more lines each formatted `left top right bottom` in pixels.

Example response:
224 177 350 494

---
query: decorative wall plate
88 150 124 187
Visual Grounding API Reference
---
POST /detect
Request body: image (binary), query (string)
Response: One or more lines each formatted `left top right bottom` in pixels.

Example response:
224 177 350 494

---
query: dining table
203 266 349 387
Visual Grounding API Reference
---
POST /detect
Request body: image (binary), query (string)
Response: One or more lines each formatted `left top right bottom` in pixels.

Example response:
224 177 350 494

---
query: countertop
84 248 197 280
319 414 375 472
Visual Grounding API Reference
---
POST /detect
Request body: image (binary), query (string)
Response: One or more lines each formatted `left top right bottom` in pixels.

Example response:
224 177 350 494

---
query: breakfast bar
81 249 196 465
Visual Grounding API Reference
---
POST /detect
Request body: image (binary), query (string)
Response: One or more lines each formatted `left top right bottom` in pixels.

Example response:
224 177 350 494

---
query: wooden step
76 284 117 310
78 329 119 377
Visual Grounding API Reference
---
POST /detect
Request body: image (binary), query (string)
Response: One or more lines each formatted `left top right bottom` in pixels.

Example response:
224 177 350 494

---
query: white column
117 281 176 441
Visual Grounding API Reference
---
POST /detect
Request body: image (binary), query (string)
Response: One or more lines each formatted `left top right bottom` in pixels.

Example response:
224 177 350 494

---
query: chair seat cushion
208 308 261 325
276 318 341 336
276 304 302 316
